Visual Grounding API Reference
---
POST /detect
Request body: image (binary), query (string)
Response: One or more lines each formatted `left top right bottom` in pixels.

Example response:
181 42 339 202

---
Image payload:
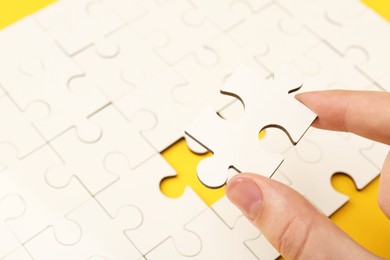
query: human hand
226 90 390 259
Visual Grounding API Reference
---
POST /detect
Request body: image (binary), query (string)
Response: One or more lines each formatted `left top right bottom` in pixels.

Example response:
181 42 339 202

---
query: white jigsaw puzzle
185 64 317 188
0 0 389 259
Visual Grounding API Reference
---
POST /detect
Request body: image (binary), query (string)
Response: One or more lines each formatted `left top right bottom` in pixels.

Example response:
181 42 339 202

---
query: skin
226 90 390 260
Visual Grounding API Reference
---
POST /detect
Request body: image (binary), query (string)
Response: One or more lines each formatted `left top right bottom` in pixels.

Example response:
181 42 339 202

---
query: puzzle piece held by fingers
185 64 317 188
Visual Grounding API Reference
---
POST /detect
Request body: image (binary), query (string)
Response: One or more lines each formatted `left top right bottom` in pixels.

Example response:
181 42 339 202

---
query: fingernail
226 177 263 220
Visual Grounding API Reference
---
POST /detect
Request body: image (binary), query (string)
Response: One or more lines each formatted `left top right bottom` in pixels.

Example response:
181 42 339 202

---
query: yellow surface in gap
362 0 390 22
161 139 225 206
331 174 390 258
0 0 56 29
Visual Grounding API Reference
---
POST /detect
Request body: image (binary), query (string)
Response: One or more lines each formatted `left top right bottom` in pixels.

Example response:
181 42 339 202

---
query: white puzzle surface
0 1 389 259
185 64 317 188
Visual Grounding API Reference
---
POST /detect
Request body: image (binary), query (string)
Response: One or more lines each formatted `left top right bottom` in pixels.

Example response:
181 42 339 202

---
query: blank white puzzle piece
34 0 124 56
47 105 157 195
186 64 316 188
174 33 269 113
131 0 220 65
25 198 142 260
273 128 388 216
227 3 320 74
0 17 109 142
95 153 207 256
0 144 90 248
147 208 263 259
0 95 46 158
115 66 204 153
185 0 273 31
73 24 174 101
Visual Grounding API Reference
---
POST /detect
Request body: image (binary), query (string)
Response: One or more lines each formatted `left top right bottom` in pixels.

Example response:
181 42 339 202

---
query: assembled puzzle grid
0 0 389 259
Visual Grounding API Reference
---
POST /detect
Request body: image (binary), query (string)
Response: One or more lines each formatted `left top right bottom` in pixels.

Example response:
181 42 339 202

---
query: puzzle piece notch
0 194 25 259
0 17 109 142
73 24 173 101
1 246 34 260
0 95 47 158
0 143 90 246
173 33 269 118
116 65 206 152
147 208 260 259
47 105 156 195
227 3 320 74
186 64 316 188
25 198 142 259
322 7 390 85
34 0 124 56
276 128 383 216
95 152 206 256
131 0 220 65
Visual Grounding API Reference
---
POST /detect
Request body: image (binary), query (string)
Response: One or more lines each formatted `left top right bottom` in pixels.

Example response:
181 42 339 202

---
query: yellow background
1 0 389 258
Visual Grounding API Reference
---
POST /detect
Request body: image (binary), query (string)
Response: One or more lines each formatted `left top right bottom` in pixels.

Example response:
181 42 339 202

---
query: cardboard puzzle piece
33 0 123 56
0 95 46 158
0 143 90 247
295 41 376 92
104 0 147 24
227 3 320 74
185 64 316 188
323 8 390 88
377 74 390 92
274 128 386 216
25 198 142 260
131 0 220 65
114 63 205 153
277 0 367 38
211 196 279 260
47 104 157 195
95 153 207 256
174 34 269 114
0 17 109 142
1 246 33 260
338 132 389 171
185 0 273 31
0 194 25 259
147 208 260 259
73 24 173 101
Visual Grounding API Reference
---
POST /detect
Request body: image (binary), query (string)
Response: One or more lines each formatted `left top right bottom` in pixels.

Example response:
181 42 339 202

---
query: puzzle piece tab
147 208 260 259
0 144 90 246
131 0 220 65
274 128 388 216
0 17 109 142
95 153 207 256
185 64 316 188
47 105 156 195
34 0 123 56
25 198 142 259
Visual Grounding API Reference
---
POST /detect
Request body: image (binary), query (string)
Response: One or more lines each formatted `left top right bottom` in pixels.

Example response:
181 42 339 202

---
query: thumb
226 173 379 259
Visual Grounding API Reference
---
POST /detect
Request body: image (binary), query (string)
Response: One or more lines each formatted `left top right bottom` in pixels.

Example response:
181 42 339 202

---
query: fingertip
226 174 264 221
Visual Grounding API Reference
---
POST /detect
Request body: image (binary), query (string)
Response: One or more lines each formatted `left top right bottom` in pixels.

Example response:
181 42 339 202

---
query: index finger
295 90 390 146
